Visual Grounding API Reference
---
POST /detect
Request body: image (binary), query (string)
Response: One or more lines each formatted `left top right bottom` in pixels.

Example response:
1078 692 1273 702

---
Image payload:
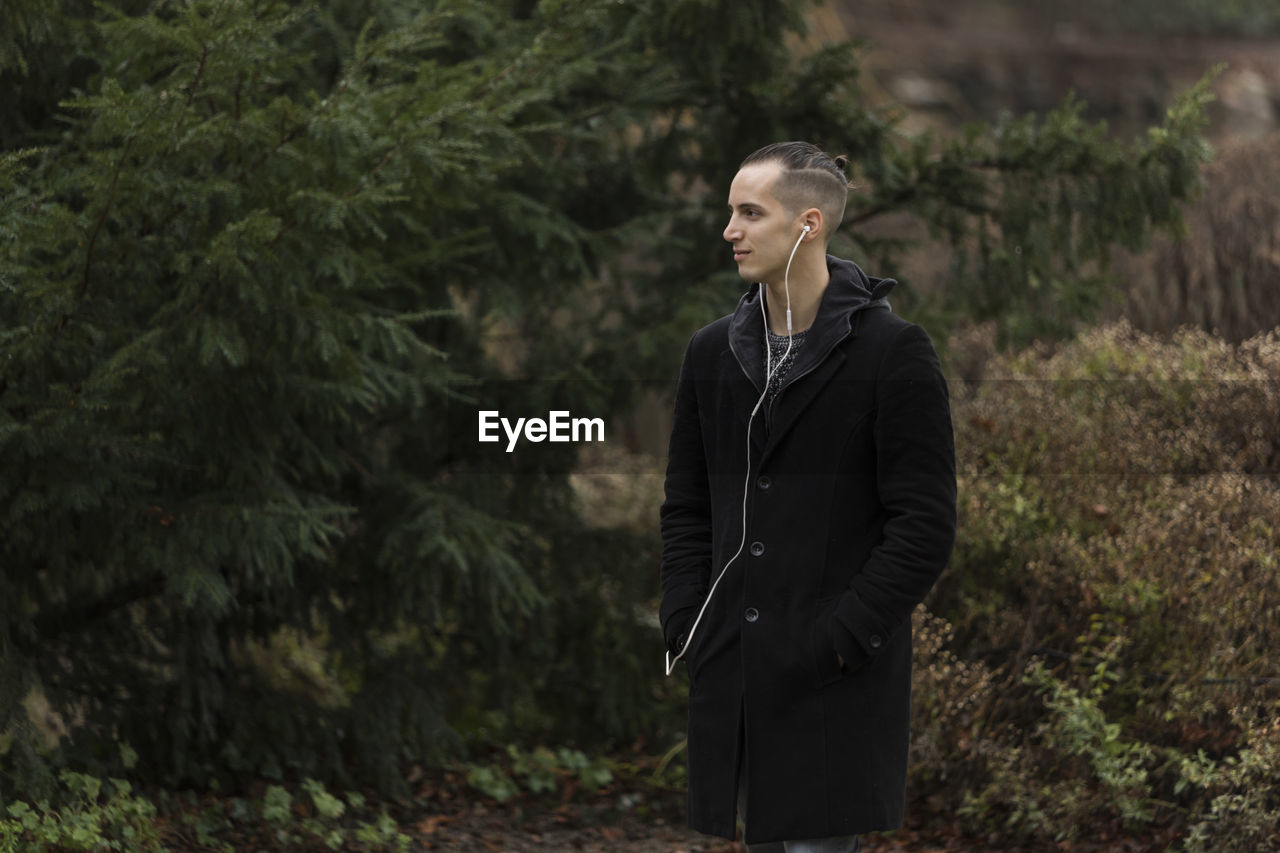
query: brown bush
913 321 1280 846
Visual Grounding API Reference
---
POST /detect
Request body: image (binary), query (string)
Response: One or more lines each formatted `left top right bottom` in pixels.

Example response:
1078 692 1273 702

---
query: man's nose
723 218 739 242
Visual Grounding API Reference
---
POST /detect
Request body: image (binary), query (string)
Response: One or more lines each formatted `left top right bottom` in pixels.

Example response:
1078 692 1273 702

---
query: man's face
723 162 802 285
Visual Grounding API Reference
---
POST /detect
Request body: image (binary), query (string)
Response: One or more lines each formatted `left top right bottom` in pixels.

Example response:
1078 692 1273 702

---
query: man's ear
802 208 824 241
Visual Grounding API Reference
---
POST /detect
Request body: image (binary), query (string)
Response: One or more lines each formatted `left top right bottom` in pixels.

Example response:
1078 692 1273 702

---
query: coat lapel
720 347 767 456
761 346 847 463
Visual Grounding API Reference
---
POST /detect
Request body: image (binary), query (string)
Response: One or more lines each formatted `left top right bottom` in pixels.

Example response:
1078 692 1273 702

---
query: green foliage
957 654 1156 841
303 777 346 821
909 75 1216 346
1178 712 1280 852
249 778 409 850
0 771 162 852
260 785 293 827
1 0 673 794
967 623 1161 839
464 763 520 804
951 620 1280 849
0 769 412 851
465 744 613 802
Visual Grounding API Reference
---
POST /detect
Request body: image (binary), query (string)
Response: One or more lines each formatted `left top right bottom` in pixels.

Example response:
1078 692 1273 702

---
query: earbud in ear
803 225 811 233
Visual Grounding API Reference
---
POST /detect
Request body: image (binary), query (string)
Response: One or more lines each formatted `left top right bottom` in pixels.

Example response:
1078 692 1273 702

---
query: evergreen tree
1 0 1213 793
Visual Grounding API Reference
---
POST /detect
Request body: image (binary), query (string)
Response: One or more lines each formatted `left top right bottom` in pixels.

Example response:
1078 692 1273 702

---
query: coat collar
727 254 895 393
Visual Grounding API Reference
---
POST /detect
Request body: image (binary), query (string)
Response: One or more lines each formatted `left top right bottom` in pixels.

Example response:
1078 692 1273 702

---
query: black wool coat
659 256 957 844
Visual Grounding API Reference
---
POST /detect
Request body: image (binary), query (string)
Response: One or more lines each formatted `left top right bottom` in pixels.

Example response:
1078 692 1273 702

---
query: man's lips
733 250 750 262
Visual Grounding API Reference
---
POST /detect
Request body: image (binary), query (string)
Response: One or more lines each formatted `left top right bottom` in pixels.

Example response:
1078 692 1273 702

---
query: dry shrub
918 321 1280 845
949 321 1280 674
909 608 996 790
1111 132 1280 342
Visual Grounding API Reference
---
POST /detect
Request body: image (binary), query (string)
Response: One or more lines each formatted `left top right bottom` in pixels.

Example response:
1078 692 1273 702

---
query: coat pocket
808 596 844 688
677 606 708 686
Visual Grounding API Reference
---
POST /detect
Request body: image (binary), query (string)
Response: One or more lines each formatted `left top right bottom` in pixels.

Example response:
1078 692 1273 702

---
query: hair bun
833 154 849 172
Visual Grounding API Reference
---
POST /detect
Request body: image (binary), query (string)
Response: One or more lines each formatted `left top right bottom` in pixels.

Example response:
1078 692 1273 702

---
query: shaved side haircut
740 141 851 244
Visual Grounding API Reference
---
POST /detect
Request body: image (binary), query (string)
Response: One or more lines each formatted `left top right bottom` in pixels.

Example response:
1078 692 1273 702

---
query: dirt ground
155 767 1175 853
389 774 1020 853
390 772 1176 853
414 805 1167 853
409 806 962 852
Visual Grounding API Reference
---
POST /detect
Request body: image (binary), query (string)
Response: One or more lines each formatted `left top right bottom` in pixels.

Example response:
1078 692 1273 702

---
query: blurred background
1 0 1277 849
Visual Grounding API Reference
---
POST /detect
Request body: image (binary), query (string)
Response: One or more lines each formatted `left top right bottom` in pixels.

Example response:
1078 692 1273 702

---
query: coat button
869 634 883 649
756 475 772 490
744 607 759 622
749 541 764 557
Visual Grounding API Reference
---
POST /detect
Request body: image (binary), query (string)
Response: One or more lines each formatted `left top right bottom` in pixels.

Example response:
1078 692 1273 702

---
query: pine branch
228 42 373 188
170 39 211 143
231 121 308 187
77 133 138 303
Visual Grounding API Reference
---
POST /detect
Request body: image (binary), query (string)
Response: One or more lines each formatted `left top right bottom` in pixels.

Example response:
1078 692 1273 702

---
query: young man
659 142 957 851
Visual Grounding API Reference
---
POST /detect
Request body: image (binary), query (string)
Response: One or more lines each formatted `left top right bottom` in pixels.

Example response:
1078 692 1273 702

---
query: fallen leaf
415 815 450 835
